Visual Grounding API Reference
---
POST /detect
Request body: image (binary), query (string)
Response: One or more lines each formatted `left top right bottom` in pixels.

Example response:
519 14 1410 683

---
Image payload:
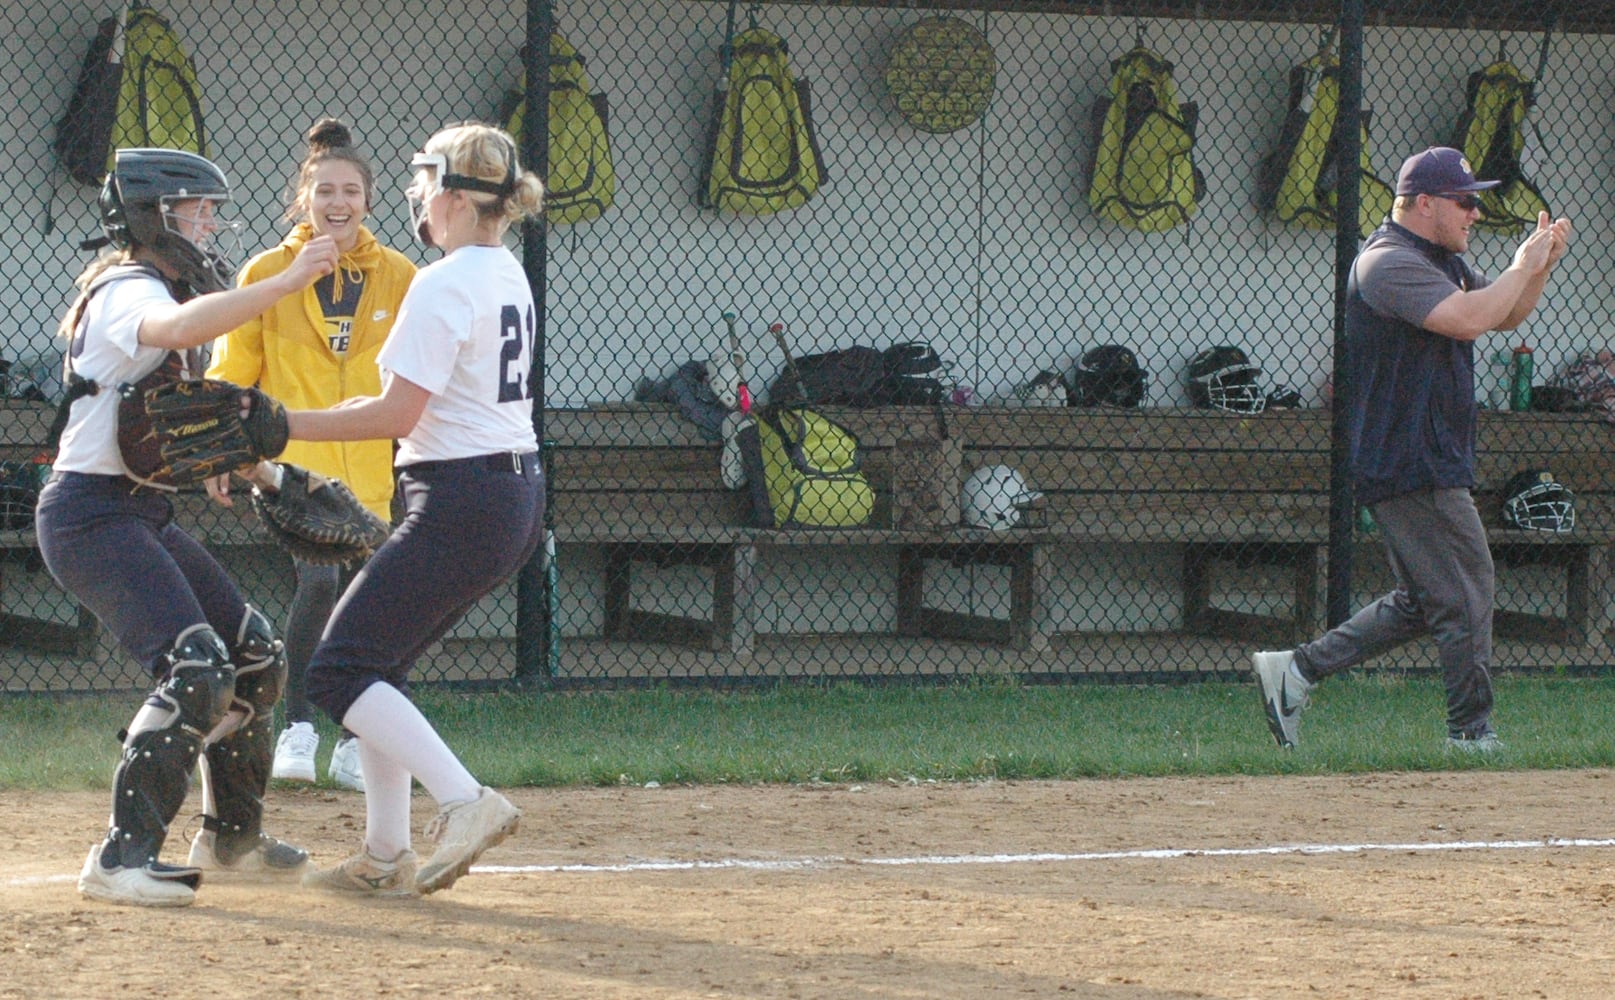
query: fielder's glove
250 463 391 566
141 378 289 486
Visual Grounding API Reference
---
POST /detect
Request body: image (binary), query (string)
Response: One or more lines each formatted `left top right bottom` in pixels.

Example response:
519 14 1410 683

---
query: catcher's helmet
1187 345 1266 413
1501 469 1575 533
1071 344 1146 407
98 148 239 295
961 465 1045 530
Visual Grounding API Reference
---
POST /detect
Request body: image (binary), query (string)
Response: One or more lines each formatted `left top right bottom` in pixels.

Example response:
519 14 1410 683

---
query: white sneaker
77 843 199 908
187 828 309 879
328 736 365 792
1446 731 1504 753
1252 650 1311 749
302 848 418 898
416 787 520 894
271 722 319 782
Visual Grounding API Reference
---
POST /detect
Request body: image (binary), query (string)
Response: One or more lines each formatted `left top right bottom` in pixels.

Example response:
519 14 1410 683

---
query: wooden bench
1470 411 1615 645
544 405 1035 656
546 404 1615 656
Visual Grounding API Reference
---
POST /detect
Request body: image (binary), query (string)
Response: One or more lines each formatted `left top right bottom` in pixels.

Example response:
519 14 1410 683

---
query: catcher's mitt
139 378 289 486
250 463 391 566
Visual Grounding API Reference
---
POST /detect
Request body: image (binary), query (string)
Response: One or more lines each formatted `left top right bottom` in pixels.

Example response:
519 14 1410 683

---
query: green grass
5 672 1615 791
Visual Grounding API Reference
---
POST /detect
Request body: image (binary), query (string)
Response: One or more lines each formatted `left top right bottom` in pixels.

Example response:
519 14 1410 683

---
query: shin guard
103 626 234 870
199 607 288 858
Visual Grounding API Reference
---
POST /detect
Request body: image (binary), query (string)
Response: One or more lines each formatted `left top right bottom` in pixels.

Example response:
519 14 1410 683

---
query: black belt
47 470 139 490
402 451 537 475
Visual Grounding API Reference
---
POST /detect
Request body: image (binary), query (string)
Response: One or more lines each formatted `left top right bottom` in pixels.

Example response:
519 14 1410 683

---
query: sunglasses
1431 193 1483 211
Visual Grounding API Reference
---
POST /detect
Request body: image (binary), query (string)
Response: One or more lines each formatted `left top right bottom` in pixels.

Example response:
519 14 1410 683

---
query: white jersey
54 269 192 475
379 245 540 466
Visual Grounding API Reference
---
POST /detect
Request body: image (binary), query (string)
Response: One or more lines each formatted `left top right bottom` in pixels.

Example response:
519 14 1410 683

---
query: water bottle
1486 350 1511 410
1509 346 1534 412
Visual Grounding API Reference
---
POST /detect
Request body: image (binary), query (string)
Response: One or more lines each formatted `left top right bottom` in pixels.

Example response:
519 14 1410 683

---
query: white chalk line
480 836 1615 874
12 836 1615 888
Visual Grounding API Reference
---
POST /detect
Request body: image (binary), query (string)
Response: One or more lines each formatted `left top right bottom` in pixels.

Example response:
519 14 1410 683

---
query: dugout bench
2 398 1605 661
545 404 1615 659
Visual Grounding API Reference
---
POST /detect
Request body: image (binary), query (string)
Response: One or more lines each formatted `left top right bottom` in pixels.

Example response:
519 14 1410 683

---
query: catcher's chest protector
115 351 189 491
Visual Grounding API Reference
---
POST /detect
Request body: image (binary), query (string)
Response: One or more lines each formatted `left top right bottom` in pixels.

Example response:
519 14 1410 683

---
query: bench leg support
897 543 1042 650
1491 541 1595 645
1183 542 1320 645
603 543 754 657
0 552 101 655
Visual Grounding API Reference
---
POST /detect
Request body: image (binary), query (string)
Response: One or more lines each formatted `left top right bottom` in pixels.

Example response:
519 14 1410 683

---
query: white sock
1289 660 1311 686
356 739 413 860
340 682 480 808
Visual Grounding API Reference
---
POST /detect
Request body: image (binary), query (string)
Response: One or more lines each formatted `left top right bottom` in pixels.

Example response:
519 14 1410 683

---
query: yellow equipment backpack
55 1 206 186
755 406 873 528
1085 46 1205 233
504 32 615 225
698 26 826 216
1450 57 1550 234
1256 47 1394 237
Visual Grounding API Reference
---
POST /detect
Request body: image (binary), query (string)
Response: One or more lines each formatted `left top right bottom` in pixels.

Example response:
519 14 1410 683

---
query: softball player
274 123 544 895
44 148 337 907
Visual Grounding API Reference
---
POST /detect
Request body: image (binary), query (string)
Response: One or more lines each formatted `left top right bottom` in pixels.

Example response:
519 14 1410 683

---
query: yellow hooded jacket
208 223 416 520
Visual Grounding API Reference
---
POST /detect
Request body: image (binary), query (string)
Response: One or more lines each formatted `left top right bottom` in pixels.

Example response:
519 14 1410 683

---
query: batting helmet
961 465 1045 530
1071 345 1147 407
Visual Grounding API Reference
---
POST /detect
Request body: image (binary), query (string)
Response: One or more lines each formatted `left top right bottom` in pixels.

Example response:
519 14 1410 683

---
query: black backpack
769 345 886 407
877 341 948 405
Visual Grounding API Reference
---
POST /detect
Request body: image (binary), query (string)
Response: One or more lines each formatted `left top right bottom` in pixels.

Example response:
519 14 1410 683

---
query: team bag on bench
753 405 873 528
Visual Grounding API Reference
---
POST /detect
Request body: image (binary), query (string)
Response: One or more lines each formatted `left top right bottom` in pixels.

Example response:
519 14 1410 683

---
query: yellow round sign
882 16 997 134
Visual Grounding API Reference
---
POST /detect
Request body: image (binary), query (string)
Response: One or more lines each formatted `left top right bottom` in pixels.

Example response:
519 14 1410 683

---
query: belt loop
509 452 522 474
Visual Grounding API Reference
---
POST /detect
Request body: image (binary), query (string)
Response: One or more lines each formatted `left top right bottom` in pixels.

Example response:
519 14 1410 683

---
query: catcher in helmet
39 148 339 907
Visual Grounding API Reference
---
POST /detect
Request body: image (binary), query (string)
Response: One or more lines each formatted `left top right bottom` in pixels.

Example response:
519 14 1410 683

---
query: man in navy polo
1253 147 1572 752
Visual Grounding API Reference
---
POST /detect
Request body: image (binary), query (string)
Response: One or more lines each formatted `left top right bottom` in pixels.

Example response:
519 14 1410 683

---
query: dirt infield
5 771 1615 998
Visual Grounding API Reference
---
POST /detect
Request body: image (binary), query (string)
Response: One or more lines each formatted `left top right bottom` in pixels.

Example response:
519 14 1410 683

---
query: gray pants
1293 487 1495 738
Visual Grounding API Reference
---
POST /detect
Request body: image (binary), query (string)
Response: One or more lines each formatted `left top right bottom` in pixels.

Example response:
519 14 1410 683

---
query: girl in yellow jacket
209 118 416 791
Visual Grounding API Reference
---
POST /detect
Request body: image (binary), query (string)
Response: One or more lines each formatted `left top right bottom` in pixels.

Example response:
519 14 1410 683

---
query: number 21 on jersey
499 303 536 403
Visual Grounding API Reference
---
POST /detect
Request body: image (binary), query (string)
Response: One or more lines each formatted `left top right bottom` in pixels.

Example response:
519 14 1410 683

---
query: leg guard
103 625 234 871
199 606 291 861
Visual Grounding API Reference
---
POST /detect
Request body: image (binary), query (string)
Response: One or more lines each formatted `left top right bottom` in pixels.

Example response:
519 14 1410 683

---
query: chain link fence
2 1 1611 693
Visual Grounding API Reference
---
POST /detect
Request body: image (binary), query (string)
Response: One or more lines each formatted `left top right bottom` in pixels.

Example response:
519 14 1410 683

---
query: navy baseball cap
1394 147 1501 197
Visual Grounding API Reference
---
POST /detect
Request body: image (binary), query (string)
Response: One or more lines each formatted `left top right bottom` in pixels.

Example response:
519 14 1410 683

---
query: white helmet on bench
962 465 1044 530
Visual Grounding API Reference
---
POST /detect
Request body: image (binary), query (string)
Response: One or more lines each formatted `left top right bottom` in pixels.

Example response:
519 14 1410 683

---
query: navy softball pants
35 472 247 676
306 453 544 725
